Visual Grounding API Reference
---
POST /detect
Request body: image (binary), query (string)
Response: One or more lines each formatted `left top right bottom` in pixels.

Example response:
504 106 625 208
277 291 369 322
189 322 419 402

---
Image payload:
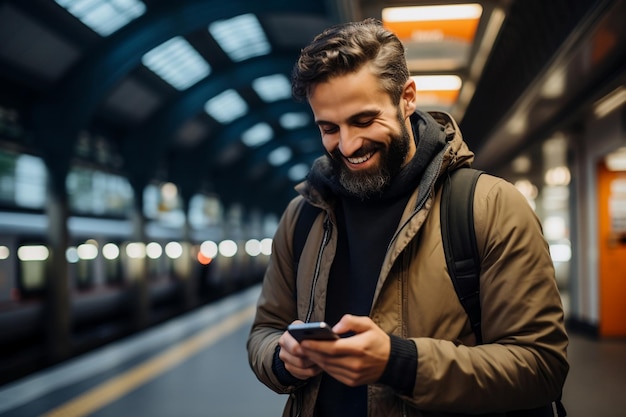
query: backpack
292 167 565 417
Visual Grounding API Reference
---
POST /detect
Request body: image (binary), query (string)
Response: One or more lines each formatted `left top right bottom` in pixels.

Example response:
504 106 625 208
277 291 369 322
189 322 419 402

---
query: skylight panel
268 146 292 166
142 36 211 91
55 0 146 37
242 123 273 147
252 74 291 102
279 112 310 130
209 13 271 62
204 89 248 124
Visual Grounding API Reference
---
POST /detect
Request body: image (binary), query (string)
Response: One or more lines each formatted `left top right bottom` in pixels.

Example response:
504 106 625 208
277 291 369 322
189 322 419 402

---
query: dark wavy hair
292 18 409 104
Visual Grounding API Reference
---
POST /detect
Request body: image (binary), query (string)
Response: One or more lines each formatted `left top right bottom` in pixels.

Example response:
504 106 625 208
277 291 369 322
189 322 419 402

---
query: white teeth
347 152 373 164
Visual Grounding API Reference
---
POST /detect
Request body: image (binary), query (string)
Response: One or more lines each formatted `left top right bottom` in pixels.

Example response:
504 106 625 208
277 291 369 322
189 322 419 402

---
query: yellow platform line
40 304 256 417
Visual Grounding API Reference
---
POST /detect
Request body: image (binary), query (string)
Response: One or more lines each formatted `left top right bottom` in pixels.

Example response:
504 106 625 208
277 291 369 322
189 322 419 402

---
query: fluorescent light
218 240 238 257
382 4 482 22
242 123 273 147
245 239 262 257
55 0 146 36
594 86 626 119
412 75 462 91
606 147 626 171
268 146 292 166
550 243 572 263
142 36 211 91
209 13 271 62
17 245 50 261
541 68 566 99
77 243 98 260
204 89 248 124
252 74 291 102
506 113 527 136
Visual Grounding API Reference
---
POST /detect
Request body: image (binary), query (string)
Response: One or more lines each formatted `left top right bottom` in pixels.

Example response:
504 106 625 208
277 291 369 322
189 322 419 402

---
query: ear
401 77 417 116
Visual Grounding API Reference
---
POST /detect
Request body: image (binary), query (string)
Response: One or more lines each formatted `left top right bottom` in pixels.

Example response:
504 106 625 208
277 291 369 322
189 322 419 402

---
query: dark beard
330 113 411 199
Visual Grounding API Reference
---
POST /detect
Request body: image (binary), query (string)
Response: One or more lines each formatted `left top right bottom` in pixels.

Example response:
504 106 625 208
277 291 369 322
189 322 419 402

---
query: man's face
308 66 416 198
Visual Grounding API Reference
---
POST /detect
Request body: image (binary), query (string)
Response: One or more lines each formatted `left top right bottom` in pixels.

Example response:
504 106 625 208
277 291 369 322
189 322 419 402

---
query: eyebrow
315 109 382 126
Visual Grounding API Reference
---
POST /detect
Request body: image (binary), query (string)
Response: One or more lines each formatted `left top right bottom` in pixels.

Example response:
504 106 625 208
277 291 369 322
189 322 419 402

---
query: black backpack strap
440 168 484 344
555 395 567 417
293 200 322 271
441 169 567 416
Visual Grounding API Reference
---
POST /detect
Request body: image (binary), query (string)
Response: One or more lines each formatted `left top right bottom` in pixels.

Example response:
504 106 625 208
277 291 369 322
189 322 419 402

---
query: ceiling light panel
142 36 211 91
204 89 248 124
382 4 483 22
209 13 271 62
55 0 146 36
252 74 292 102
412 75 462 91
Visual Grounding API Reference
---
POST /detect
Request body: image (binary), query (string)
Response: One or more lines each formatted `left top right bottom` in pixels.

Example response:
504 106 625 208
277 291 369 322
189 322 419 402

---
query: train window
143 182 185 226
102 242 123 285
0 150 47 210
16 243 48 297
146 241 167 280
188 194 223 228
67 167 133 217
0 243 12 303
68 241 99 290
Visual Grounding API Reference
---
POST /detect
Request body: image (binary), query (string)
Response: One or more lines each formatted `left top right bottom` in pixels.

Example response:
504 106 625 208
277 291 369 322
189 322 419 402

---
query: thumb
332 314 373 335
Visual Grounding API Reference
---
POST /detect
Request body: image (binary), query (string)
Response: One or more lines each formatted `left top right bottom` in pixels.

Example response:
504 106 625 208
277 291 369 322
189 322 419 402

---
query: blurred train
0 210 272 385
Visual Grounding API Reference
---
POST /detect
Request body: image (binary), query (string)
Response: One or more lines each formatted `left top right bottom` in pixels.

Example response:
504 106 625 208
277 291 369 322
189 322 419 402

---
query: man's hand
278 320 323 380
300 314 390 387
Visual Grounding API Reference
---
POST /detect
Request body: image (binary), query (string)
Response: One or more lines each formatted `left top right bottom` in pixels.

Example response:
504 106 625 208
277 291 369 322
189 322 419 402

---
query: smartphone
287 322 339 342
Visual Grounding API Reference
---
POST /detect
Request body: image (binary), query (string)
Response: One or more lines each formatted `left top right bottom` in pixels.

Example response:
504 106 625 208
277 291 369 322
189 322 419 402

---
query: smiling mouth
346 151 375 165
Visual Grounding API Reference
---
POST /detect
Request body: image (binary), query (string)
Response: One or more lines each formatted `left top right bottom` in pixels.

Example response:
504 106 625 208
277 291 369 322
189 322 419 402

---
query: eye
353 119 374 128
319 124 338 134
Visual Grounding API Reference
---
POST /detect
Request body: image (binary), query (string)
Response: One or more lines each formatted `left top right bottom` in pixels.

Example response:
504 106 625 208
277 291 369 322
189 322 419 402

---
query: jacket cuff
377 335 417 395
272 345 304 386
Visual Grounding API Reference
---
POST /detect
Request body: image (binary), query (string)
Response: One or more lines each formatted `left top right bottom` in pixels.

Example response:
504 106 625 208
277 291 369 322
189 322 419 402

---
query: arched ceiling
0 0 619 217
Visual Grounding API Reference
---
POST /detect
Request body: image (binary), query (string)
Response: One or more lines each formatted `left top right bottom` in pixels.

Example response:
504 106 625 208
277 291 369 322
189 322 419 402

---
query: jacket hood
429 110 474 170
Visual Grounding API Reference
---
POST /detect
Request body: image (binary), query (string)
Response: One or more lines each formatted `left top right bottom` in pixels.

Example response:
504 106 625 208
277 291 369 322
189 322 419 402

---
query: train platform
0 285 624 417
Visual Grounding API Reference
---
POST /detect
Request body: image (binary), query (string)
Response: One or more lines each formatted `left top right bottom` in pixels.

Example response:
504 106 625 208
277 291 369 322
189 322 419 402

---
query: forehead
308 66 393 121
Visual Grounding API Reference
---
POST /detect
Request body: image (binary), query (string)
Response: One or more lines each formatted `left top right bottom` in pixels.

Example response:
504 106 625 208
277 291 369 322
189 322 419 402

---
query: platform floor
0 285 624 417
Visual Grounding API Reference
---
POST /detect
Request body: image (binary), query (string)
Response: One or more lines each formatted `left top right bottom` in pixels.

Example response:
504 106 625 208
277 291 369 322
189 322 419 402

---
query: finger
285 362 322 380
332 314 374 335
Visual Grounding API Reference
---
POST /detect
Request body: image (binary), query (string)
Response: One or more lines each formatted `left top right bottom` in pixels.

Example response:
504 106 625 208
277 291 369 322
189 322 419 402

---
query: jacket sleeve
246 196 304 394
409 175 569 413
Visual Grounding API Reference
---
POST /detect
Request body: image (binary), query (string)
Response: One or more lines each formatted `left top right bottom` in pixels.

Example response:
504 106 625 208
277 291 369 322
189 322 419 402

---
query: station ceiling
0 0 620 217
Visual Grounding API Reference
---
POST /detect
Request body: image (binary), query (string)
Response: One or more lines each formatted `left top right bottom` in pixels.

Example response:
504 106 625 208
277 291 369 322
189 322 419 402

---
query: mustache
331 143 382 160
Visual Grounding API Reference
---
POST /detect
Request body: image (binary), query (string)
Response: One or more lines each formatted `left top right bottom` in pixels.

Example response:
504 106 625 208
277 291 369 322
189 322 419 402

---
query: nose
337 126 364 157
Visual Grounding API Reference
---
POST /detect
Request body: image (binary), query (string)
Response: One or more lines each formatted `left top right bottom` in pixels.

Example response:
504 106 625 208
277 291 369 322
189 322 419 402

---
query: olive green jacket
247 112 569 417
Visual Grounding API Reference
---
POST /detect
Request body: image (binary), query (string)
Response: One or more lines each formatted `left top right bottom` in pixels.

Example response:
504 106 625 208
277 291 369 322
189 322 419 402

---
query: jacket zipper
293 214 331 417
305 214 332 323
385 147 449 255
